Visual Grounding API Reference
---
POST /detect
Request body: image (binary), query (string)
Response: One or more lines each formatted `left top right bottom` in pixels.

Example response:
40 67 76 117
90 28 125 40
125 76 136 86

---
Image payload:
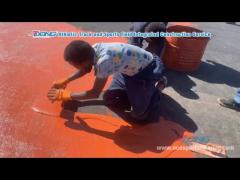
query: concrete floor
71 22 240 157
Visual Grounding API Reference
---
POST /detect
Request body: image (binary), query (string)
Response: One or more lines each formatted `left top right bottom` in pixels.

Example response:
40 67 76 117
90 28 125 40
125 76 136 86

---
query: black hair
64 40 95 64
144 22 167 44
145 22 167 33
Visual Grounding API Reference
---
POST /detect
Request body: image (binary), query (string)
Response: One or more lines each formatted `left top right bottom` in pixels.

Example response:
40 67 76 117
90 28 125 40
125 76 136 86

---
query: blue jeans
234 88 240 105
103 58 165 121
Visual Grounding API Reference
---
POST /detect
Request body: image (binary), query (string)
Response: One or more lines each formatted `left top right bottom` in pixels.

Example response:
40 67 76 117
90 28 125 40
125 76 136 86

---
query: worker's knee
103 90 123 105
103 89 131 110
103 90 113 105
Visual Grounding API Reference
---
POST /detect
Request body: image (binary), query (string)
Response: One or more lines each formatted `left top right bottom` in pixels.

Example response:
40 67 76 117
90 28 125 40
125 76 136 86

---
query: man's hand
47 89 72 102
52 78 69 89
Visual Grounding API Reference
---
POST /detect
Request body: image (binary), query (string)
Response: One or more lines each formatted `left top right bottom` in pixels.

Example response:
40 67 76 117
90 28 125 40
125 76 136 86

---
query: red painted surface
0 22 194 157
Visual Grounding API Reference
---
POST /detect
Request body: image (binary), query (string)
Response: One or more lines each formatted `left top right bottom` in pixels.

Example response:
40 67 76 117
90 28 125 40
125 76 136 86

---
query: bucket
162 25 211 72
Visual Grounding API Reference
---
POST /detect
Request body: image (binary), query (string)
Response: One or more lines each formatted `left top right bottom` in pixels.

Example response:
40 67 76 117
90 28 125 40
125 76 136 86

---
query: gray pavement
70 22 240 157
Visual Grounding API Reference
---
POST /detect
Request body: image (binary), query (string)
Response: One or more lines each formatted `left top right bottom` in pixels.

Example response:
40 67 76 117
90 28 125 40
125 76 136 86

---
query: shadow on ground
59 93 198 154
159 93 198 132
62 115 183 154
61 93 198 133
225 22 240 27
190 60 240 87
60 114 188 154
165 70 199 99
166 60 240 99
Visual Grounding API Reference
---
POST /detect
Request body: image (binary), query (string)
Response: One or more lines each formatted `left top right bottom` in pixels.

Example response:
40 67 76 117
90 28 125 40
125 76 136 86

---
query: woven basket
162 25 210 72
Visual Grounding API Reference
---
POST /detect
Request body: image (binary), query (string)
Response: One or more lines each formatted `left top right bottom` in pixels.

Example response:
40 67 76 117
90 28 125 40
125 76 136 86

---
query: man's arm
66 69 88 83
52 69 88 89
70 77 108 100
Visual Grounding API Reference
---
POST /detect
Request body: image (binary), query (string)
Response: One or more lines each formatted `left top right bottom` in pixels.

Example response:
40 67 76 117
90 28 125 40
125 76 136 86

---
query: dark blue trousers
103 58 165 122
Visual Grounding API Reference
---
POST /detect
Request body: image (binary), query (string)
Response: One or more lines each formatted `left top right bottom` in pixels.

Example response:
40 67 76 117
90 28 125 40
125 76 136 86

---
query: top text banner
31 30 212 38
